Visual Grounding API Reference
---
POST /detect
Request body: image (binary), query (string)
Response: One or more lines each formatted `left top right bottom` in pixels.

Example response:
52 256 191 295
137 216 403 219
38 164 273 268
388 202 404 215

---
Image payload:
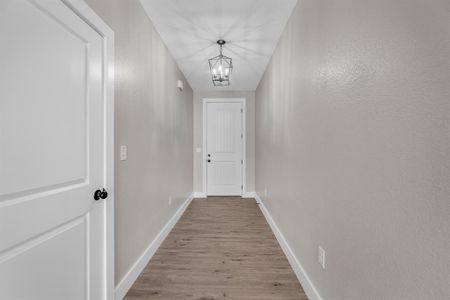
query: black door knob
94 188 108 200
207 159 211 163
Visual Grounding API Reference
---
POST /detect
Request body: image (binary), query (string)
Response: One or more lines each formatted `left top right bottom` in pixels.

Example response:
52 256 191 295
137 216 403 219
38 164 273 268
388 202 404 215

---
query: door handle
207 159 211 163
94 188 108 201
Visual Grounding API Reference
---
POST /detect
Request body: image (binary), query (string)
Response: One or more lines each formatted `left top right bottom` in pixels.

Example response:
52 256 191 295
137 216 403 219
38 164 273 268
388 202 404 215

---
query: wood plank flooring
124 197 308 300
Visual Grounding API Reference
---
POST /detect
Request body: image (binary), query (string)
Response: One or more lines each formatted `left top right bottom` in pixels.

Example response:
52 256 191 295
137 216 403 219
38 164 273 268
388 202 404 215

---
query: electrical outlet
318 246 326 269
264 187 268 197
168 195 172 206
120 145 127 161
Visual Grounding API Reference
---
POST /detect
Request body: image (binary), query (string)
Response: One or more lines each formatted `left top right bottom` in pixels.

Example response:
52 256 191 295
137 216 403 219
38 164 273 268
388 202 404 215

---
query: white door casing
0 1 114 299
205 100 244 196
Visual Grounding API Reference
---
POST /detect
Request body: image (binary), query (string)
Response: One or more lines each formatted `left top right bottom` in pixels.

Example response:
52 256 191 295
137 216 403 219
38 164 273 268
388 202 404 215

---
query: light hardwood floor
124 197 308 300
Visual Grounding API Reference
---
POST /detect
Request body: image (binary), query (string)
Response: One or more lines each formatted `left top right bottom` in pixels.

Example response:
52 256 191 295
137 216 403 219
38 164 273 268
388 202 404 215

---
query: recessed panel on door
0 0 89 199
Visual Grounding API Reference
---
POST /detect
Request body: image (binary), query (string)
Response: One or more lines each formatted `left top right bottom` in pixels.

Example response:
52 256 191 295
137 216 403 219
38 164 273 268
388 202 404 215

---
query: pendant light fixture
209 40 233 86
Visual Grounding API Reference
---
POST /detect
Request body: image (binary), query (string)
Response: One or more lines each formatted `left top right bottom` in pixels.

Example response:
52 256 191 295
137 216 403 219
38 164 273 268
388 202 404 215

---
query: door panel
0 218 87 300
0 1 106 299
0 0 88 197
206 102 242 196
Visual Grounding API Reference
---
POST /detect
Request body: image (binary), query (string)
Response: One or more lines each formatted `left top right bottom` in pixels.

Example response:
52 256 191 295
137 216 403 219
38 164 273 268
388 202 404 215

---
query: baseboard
114 193 194 300
242 191 256 198
193 192 256 199
193 192 207 198
254 193 262 204
255 194 322 300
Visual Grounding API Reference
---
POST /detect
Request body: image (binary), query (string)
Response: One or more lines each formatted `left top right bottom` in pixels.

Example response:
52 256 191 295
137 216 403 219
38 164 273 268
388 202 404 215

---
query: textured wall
85 0 193 285
255 0 450 299
193 91 255 194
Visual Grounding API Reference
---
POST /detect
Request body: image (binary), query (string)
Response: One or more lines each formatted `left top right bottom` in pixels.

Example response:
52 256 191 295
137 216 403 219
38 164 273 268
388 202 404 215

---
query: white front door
0 1 109 299
206 102 243 196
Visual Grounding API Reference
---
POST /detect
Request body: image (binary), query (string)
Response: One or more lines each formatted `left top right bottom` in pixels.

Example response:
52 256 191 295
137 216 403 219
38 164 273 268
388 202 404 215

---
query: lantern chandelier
209 40 233 86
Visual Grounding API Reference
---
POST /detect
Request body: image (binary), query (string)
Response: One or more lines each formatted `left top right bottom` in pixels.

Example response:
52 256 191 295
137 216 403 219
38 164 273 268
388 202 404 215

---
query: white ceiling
140 0 297 91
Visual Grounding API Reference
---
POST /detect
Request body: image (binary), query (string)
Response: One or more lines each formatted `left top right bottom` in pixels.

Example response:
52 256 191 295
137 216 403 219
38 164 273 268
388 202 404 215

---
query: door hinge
241 159 243 165
241 185 243 190
241 133 243 139
241 108 243 113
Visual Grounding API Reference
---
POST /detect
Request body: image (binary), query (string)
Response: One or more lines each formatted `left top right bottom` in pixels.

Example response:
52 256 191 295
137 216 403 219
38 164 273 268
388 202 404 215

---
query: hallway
124 198 307 300
1 0 449 299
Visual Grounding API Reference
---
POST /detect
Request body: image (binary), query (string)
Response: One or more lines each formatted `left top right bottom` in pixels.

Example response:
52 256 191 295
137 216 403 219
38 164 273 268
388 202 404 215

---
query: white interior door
0 1 109 299
206 102 243 196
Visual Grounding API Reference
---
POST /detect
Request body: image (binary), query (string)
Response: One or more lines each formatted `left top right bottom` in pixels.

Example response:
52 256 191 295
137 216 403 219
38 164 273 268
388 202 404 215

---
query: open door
0 1 114 299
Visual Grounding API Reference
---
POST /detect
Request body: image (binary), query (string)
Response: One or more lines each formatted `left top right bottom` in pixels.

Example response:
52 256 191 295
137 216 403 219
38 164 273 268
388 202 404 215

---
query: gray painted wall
85 0 193 285
255 0 450 299
193 91 255 194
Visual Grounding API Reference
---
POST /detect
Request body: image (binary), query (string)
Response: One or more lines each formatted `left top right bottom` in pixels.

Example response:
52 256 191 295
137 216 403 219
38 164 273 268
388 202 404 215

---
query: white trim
115 193 194 300
255 194 322 300
193 192 207 198
202 98 247 197
242 192 257 198
62 1 115 299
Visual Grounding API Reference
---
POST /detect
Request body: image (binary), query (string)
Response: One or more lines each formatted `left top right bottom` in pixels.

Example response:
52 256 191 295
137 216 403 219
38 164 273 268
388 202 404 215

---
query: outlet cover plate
318 246 326 269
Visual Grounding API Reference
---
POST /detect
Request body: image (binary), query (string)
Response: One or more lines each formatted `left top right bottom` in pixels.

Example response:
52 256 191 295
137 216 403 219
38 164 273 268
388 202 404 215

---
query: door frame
62 1 115 299
202 98 246 197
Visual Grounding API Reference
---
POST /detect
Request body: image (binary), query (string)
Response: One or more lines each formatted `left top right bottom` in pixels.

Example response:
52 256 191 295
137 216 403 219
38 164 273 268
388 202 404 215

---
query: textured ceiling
140 0 297 91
